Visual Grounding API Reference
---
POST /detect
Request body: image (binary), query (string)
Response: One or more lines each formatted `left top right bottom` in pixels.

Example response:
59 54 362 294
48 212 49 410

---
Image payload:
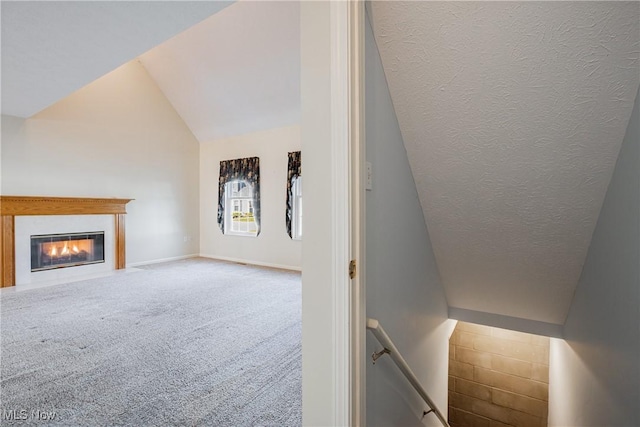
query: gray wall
365 13 454 427
548 88 640 426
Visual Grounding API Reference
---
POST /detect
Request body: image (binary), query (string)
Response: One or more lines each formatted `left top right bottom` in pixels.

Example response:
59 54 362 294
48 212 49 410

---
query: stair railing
367 318 451 427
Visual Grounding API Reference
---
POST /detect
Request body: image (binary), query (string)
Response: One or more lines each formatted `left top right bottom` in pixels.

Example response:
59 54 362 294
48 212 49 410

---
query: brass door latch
349 259 357 279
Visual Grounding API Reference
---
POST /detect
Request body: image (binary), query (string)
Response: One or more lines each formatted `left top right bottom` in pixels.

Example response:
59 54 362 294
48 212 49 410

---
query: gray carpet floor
0 258 301 426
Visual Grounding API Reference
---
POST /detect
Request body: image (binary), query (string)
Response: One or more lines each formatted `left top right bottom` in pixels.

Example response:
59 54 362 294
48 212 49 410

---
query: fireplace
0 196 132 287
31 232 105 272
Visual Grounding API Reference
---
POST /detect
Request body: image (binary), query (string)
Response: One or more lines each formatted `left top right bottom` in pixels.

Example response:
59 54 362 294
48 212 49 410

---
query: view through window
291 176 302 240
225 181 258 236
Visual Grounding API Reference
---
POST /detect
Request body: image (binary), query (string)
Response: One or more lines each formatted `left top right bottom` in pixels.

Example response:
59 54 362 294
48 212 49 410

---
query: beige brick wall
448 322 549 427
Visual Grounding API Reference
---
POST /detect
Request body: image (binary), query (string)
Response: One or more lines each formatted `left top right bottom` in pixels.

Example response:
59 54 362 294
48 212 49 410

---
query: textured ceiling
140 1 300 142
369 1 639 324
1 1 233 118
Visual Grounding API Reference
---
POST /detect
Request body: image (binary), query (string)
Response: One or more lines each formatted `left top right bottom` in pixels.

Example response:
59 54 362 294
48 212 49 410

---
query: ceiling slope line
449 307 563 338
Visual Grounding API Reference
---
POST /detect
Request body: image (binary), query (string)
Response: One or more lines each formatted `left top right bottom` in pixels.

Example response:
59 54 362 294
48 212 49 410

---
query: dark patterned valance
286 151 301 238
218 157 261 235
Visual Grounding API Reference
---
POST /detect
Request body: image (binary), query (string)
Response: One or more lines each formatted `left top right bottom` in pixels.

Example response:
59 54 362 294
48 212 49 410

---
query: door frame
348 1 366 425
331 1 366 425
300 1 365 426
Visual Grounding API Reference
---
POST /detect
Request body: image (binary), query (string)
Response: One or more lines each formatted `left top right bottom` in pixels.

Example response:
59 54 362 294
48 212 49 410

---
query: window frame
291 176 303 240
224 180 258 237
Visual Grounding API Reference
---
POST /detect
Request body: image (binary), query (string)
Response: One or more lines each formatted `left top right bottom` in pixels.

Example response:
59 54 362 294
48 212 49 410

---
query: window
224 180 258 236
291 176 302 240
286 151 302 239
217 156 261 236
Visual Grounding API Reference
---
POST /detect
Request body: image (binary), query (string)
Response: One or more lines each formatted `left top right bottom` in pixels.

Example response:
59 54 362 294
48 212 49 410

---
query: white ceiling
1 1 233 118
369 1 640 325
139 1 300 142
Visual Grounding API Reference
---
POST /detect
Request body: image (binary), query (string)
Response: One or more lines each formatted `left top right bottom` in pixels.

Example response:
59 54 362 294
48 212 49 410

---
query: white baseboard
127 254 199 268
199 254 302 272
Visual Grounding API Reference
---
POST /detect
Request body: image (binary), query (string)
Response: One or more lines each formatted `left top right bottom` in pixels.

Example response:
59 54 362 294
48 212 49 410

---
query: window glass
225 180 258 236
292 176 302 240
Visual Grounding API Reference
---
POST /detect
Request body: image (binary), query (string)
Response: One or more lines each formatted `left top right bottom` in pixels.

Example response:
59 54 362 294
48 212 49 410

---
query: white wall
549 89 640 426
199 125 301 270
1 60 200 265
365 13 455 426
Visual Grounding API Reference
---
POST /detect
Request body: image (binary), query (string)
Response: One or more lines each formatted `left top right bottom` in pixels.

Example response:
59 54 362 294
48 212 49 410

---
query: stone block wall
448 322 549 427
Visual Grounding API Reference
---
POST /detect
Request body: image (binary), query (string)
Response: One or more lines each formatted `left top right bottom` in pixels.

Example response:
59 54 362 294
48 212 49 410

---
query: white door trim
301 2 364 425
330 0 353 424
330 1 366 425
331 2 366 425
348 1 366 426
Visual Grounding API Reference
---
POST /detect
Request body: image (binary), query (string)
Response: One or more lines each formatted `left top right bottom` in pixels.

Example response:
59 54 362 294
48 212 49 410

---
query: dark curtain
217 157 261 235
285 151 302 238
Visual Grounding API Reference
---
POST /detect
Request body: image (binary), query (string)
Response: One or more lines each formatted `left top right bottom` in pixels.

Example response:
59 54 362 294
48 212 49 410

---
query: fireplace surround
0 196 133 287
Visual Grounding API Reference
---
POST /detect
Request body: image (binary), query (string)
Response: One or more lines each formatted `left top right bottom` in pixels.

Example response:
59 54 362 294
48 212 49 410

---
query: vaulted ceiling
1 1 233 118
368 1 640 325
1 1 300 143
140 1 300 142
